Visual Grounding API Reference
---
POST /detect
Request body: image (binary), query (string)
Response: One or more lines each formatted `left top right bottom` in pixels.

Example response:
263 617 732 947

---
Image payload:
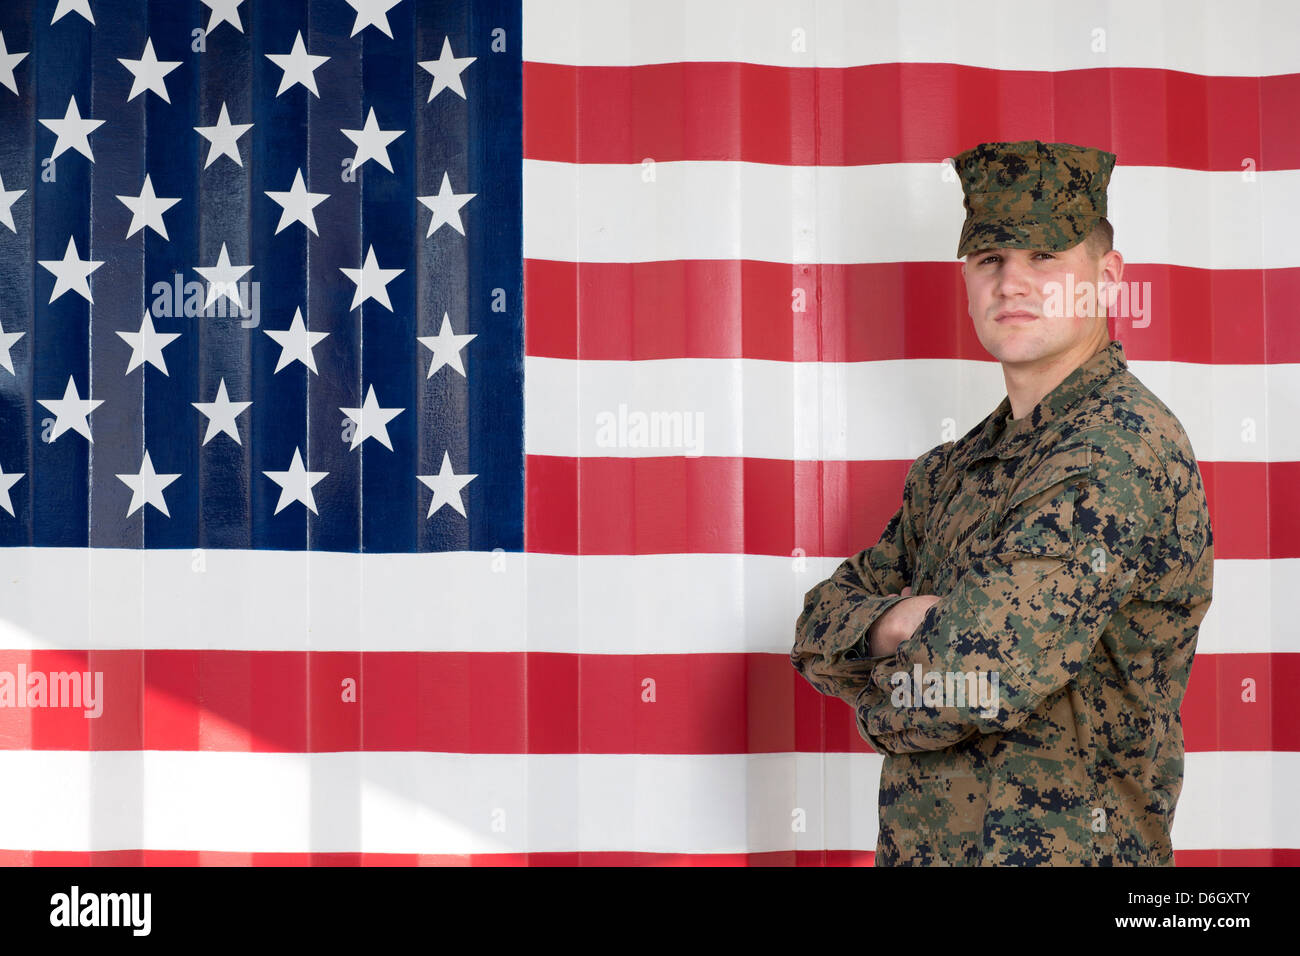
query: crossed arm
788 445 942 711
791 431 1166 755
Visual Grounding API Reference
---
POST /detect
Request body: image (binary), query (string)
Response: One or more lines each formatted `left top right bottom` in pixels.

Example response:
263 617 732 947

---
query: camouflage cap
954 140 1117 259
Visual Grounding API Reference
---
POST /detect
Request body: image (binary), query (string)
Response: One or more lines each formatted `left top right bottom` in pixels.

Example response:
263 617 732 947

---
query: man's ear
1098 251 1124 314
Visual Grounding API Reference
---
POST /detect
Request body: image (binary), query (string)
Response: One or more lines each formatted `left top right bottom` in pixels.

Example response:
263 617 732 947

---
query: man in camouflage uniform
791 140 1214 865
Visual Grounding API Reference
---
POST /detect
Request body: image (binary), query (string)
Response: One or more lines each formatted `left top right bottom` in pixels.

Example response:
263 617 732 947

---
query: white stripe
1171 752 1292 851
0 548 526 653
0 549 1286 655
525 356 1300 463
0 750 1287 853
523 0 1300 77
524 160 1300 270
530 555 1283 658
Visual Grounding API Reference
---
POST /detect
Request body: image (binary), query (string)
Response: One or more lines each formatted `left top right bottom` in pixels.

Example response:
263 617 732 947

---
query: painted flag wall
0 0 1295 864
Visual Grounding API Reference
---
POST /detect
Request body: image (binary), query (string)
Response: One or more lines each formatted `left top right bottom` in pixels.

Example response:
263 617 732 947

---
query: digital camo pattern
791 340 1214 865
954 140 1117 259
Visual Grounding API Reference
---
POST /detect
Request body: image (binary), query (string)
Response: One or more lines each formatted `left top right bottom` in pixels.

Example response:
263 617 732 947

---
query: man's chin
981 334 1042 361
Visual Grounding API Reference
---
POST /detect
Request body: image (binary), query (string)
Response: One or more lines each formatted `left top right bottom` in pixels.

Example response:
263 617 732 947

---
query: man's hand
868 586 943 657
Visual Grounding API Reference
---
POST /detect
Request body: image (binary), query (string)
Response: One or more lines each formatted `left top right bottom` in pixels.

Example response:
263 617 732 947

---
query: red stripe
0 650 1285 753
523 61 1300 171
523 259 1300 365
1181 652 1291 753
0 848 1291 865
0 849 875 865
1170 849 1300 867
526 456 1297 560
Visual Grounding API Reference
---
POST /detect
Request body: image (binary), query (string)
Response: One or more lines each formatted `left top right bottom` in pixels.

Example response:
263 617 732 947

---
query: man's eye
980 252 1053 264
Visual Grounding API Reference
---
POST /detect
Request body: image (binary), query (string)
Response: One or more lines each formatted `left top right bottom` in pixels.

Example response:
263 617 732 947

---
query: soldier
790 140 1214 866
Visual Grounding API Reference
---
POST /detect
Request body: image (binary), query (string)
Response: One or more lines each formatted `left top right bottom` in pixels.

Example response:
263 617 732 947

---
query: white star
116 174 180 240
118 37 181 103
418 312 476 378
266 30 329 97
116 310 181 376
116 449 180 518
418 451 476 518
195 102 253 169
344 0 403 38
418 36 475 102
194 243 253 311
264 307 329 374
0 462 22 517
38 236 104 304
0 319 23 375
339 245 403 312
417 171 475 238
265 168 329 235
0 32 28 96
339 384 404 451
38 95 104 162
193 378 251 445
36 375 103 443
263 447 328 515
201 0 245 34
0 171 25 233
340 107 404 173
51 0 94 26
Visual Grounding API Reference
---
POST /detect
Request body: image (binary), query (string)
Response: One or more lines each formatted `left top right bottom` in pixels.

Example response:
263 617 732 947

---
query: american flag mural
0 0 1294 864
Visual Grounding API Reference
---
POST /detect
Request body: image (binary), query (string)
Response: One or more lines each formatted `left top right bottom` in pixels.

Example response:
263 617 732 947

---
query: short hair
1084 217 1113 262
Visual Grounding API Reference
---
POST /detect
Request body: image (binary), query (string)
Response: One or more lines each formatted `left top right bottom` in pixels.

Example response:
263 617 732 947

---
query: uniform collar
965 339 1127 463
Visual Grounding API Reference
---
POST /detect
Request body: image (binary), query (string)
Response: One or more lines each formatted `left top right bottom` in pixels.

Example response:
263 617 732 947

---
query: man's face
962 240 1116 366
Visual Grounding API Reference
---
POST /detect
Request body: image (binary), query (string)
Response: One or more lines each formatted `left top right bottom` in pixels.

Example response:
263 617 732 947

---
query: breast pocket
990 453 1095 561
996 485 1080 559
926 503 997 594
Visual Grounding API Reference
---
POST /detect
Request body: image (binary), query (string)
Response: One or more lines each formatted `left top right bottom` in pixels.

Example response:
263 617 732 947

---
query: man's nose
994 254 1034 296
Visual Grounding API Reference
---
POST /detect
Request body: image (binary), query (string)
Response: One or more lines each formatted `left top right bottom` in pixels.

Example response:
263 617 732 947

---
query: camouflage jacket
791 340 1214 865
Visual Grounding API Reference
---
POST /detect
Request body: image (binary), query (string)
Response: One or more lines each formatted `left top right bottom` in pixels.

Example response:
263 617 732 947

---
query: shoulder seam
1064 424 1173 489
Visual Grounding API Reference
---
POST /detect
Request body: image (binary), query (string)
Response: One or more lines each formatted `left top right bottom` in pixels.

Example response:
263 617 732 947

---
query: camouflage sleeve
858 429 1167 753
790 444 950 708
